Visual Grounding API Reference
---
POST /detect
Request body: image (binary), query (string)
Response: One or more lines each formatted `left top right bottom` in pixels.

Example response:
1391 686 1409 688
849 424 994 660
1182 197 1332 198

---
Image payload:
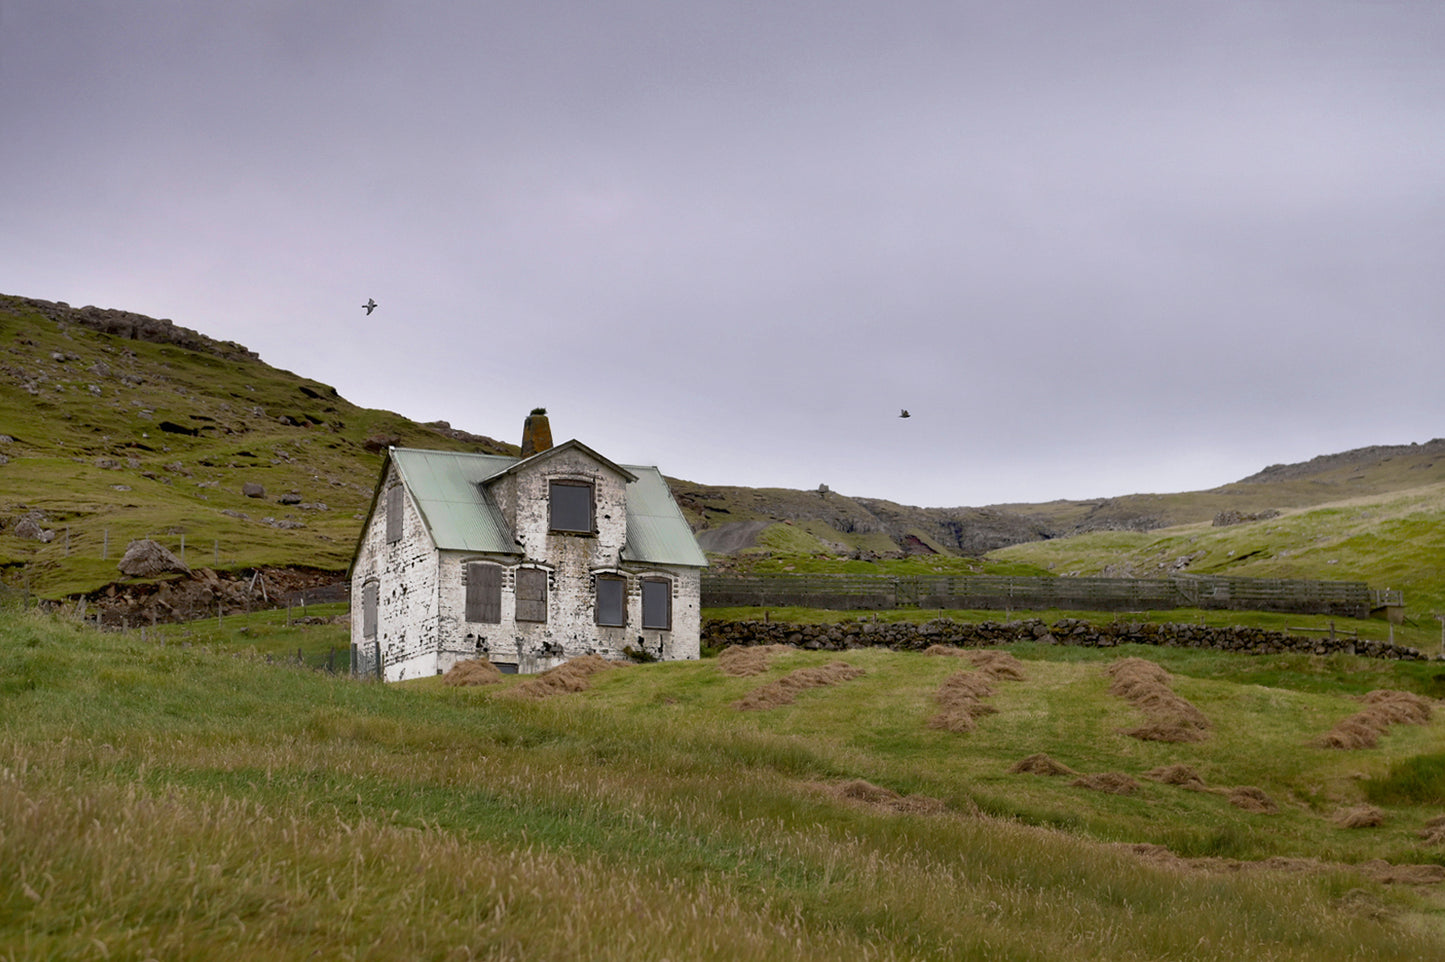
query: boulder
118 539 190 577
11 517 54 542
242 482 266 499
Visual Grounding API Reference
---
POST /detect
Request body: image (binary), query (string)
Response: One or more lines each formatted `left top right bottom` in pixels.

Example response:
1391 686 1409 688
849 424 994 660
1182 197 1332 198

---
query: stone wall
702 617 1428 660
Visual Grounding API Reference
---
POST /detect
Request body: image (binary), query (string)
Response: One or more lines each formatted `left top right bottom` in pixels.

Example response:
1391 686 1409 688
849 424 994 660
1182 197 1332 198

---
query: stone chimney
520 408 553 457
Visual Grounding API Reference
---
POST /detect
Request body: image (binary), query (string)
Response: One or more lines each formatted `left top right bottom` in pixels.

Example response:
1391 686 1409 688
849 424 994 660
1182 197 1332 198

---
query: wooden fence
701 573 1393 618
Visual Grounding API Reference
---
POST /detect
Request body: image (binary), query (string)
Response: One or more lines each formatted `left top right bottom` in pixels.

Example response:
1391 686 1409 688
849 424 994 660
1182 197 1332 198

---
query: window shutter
596 576 626 627
641 579 671 630
466 563 502 624
363 582 379 638
385 485 403 543
516 568 548 623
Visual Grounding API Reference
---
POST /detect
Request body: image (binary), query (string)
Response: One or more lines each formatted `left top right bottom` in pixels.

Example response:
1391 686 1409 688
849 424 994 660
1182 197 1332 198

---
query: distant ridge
1237 439 1445 484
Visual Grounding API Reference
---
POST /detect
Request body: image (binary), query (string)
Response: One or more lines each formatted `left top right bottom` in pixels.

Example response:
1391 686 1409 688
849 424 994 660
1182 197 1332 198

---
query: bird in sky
363 298 378 315
899 409 911 418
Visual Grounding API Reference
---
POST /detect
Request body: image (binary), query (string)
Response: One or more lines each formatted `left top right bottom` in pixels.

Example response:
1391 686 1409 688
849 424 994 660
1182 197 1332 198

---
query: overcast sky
3 2 1442 507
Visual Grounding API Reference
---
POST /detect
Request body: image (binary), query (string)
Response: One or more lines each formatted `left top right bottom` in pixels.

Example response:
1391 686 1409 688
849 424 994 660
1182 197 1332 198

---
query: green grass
1 296 514 598
987 484 1445 624
3 608 1445 959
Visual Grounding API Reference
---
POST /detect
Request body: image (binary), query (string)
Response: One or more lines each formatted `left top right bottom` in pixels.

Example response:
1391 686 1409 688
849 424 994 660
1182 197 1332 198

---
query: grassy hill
3 608 1444 958
987 482 1445 625
0 294 514 597
6 290 1445 631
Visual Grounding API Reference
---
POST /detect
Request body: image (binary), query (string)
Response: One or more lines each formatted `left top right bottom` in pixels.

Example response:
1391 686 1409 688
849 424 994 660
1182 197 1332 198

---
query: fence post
180 534 185 565
103 527 108 560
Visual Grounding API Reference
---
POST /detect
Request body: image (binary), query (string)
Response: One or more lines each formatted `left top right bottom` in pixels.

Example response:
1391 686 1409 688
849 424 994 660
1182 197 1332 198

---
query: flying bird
363 298 377 315
899 409 911 418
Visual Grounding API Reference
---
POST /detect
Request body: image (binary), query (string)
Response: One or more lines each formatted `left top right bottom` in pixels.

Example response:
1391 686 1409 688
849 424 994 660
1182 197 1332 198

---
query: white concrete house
349 413 707 680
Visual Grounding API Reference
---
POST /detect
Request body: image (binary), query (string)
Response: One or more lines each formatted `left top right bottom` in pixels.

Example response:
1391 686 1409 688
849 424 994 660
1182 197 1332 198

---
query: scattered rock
242 482 266 499
117 539 190 577
277 492 303 505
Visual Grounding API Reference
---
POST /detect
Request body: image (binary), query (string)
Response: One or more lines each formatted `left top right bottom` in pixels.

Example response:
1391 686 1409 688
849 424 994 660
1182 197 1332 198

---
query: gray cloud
3 1 1442 506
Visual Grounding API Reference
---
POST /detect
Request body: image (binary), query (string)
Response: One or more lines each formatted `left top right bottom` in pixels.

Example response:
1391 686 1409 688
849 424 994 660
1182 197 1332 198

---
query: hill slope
0 294 514 597
6 292 1444 619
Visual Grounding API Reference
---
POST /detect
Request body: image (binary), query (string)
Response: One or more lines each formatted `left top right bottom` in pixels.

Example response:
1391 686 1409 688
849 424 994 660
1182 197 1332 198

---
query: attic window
549 480 593 534
385 485 403 543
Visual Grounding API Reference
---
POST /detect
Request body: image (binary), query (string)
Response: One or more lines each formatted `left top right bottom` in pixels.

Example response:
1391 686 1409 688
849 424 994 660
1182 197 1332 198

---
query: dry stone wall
702 617 1427 660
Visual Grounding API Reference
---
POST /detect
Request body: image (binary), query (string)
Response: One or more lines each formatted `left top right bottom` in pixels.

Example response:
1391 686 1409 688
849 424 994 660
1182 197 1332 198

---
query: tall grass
3 609 1443 959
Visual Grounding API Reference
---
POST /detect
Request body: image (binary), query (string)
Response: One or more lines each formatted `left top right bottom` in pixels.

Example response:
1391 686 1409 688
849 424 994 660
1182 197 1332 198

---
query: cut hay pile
1104 657 1210 743
815 779 949 816
1009 753 1078 777
924 647 1027 681
1420 815 1445 845
1070 772 1140 796
507 655 614 700
716 644 793 677
966 650 1026 680
1313 689 1435 749
442 658 503 686
733 662 865 711
1227 786 1279 814
1144 764 1209 791
927 671 998 733
1332 805 1385 829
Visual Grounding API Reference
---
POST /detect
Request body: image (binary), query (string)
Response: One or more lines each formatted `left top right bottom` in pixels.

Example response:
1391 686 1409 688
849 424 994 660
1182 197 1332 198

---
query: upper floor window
549 480 594 534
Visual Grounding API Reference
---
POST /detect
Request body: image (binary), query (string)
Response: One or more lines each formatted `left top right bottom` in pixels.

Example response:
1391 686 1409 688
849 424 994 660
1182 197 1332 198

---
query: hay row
733 662 865 711
1312 689 1435 750
925 649 1026 734
441 658 504 687
1104 656 1211 743
924 646 1028 681
1141 764 1279 813
506 654 615 700
716 644 794 677
809 778 949 816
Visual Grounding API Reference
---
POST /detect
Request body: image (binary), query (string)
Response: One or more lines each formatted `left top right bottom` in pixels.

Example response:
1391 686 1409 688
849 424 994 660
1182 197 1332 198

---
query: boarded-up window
641 578 671 630
465 563 502 624
385 485 404 543
549 480 593 533
516 568 548 623
596 575 625 627
363 581 379 639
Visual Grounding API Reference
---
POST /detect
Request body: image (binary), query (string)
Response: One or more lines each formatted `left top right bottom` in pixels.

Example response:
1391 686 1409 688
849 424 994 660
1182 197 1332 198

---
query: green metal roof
387 447 706 567
390 449 520 555
619 466 709 567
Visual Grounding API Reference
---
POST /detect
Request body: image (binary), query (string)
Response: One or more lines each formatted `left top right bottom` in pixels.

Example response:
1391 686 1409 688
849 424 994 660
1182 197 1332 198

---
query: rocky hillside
5 291 1444 600
0 294 513 599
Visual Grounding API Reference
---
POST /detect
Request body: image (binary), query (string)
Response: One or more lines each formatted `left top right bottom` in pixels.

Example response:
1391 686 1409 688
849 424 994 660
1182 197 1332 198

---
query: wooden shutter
362 581 379 638
596 576 626 627
516 568 548 623
465 563 502 624
385 485 403 543
641 578 671 630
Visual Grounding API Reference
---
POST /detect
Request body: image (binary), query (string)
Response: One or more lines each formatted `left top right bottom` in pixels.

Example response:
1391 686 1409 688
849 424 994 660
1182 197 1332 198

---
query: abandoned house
349 411 707 680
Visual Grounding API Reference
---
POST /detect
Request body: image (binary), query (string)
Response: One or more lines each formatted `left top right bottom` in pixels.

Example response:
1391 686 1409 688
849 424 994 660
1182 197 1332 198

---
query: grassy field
987 482 1445 625
4 608 1445 960
0 296 510 598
